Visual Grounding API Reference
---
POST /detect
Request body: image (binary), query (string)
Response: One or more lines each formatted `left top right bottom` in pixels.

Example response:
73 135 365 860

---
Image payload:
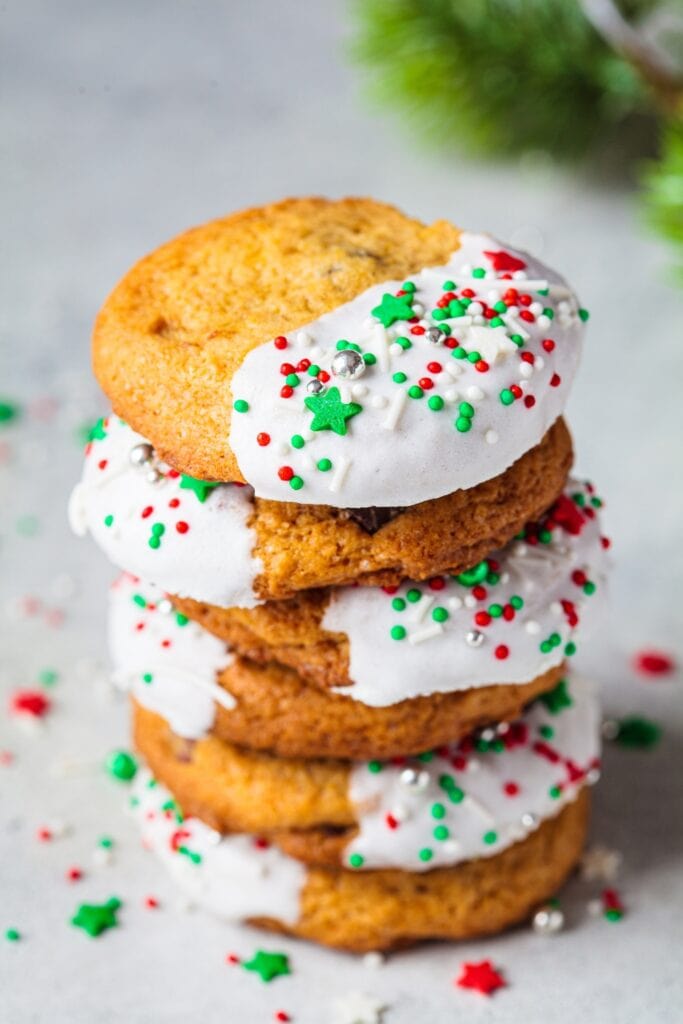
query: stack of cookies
70 198 608 952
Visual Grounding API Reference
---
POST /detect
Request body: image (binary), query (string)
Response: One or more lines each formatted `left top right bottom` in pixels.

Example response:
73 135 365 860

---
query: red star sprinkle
9 689 51 718
456 959 507 996
633 650 675 677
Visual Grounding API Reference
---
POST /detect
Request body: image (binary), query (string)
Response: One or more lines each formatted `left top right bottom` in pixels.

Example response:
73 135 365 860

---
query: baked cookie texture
258 793 589 951
250 417 572 596
93 197 462 483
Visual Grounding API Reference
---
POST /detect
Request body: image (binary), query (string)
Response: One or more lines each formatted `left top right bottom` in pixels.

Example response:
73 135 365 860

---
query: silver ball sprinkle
306 378 326 396
400 767 430 792
466 629 484 648
129 442 153 467
424 326 444 345
532 904 565 935
601 718 620 741
521 811 539 830
146 467 162 484
331 348 365 380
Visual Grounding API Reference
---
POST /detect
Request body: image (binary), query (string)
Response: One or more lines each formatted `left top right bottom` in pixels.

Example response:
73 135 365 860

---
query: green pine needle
351 0 656 158
643 117 683 279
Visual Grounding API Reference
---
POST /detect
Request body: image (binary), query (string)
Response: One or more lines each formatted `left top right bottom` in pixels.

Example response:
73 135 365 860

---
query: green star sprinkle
540 679 573 714
371 291 415 327
242 949 291 983
304 386 362 436
71 897 121 938
88 417 108 441
179 474 220 503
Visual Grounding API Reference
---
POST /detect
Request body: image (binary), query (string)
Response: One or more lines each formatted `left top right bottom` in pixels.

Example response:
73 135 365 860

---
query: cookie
110 573 562 759
93 198 586 509
133 768 590 952
175 479 607 704
70 413 572 603
132 673 600 871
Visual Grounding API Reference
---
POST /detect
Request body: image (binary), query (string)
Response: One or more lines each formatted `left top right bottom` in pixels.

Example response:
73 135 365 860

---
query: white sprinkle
296 330 312 347
372 326 391 372
408 622 444 644
382 389 407 431
519 362 533 379
550 601 562 616
351 383 368 399
537 315 552 329
442 838 461 857
535 355 545 370
363 952 385 970
529 301 543 315
464 594 477 609
370 395 388 410
329 456 351 494
444 361 463 379
468 301 484 315
464 794 495 825
447 595 463 611
485 429 499 445
525 620 541 635
444 388 460 403
408 594 434 623
276 443 290 456
389 342 404 358
466 385 484 402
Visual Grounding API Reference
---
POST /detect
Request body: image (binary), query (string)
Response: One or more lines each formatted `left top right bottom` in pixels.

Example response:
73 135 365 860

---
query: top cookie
94 197 586 507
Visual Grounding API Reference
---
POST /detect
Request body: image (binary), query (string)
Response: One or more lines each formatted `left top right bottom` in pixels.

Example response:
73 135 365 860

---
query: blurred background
1 3 682 1022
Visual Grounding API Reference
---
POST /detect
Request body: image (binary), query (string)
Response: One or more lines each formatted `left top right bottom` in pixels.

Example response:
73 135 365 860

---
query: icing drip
346 674 600 871
108 574 233 739
69 415 262 607
131 770 305 925
323 480 608 706
229 233 585 507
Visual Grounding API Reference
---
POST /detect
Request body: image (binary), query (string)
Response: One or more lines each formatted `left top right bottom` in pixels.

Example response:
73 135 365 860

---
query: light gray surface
1 1 682 1021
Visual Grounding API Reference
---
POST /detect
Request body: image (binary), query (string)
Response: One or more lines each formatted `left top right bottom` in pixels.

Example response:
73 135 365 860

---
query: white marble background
1 1 681 1021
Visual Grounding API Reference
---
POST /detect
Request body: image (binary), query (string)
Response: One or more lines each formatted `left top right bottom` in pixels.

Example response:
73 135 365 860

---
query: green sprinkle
349 853 364 868
408 385 423 399
5 928 20 942
565 641 577 656
539 724 554 739
396 336 412 350
489 603 503 618
458 401 474 418
149 536 161 550
392 371 407 383
0 401 21 426
307 364 320 377
406 588 421 603
500 389 515 405
336 340 349 350
390 625 406 641
578 308 590 322
489 316 505 327
510 595 524 609
431 802 446 820
417 751 434 762
451 346 466 359
428 395 444 411
106 750 137 782
432 307 448 321
549 785 562 799
483 830 498 845
510 333 524 347
455 416 472 432
472 267 486 278
401 281 416 292
290 434 305 449
316 458 332 472
433 825 449 841
285 373 299 387
614 716 661 749
38 669 58 687
142 672 153 684
432 606 448 623
466 351 481 363
151 523 165 536
584 581 596 595
443 279 455 290
363 352 377 365
98 836 114 849
175 612 189 626
392 597 406 612
418 848 433 862
233 399 249 413
368 760 383 773
104 514 114 528
289 476 304 491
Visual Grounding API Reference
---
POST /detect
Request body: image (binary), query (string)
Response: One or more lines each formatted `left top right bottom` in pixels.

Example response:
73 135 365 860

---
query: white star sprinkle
331 990 388 1024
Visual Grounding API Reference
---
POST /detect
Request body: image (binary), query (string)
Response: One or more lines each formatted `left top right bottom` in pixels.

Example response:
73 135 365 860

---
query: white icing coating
130 769 305 925
69 415 262 607
108 573 233 739
324 480 608 706
229 233 585 507
346 674 600 871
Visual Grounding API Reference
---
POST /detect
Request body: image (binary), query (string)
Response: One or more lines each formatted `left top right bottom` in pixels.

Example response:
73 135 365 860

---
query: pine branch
643 117 683 278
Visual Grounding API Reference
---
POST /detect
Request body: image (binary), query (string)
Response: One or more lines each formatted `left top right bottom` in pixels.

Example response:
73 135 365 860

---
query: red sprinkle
494 644 509 660
144 896 159 909
10 690 51 718
278 466 294 481
275 1013 290 1023
418 377 434 390
141 506 153 519
280 385 294 399
385 813 400 830
274 336 288 350
524 395 536 408
175 521 189 534
633 650 676 677
97 459 108 471
475 360 490 373
503 781 519 796
226 953 240 965
542 338 555 352
475 611 491 627
66 866 83 882
550 373 561 387
279 362 295 376
427 361 442 374
510 384 523 399
428 577 446 591
168 498 180 508
257 433 271 447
